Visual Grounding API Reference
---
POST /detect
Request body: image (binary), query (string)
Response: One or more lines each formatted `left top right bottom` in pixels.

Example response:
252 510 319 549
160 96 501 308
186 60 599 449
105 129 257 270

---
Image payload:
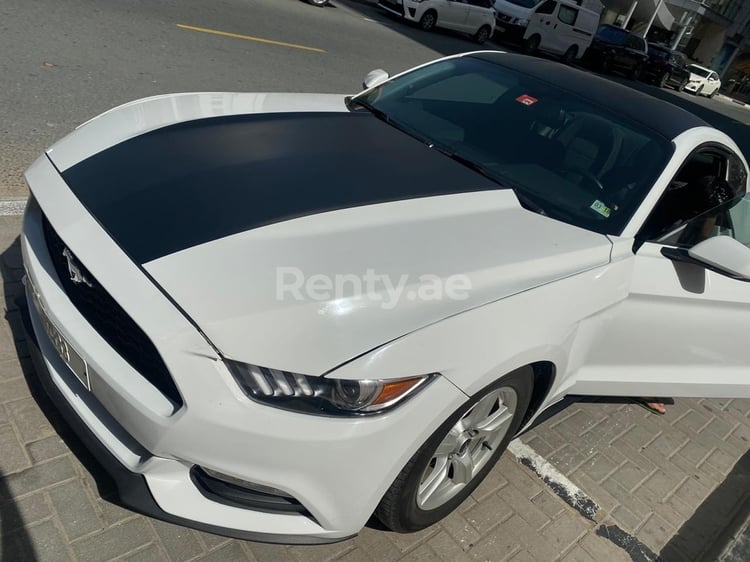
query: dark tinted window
558 5 578 24
505 0 541 7
536 0 557 14
356 57 672 236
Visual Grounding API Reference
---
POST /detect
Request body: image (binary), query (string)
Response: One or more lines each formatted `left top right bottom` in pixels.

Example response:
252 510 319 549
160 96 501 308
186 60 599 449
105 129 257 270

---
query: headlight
511 17 529 26
227 361 436 416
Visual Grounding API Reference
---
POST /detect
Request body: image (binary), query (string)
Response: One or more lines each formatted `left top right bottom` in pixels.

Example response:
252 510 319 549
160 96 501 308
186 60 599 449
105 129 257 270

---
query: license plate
28 277 91 390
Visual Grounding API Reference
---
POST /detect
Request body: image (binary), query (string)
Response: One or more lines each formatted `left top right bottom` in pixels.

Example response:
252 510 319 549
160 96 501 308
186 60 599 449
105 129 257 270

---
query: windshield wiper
513 191 548 217
346 97 392 123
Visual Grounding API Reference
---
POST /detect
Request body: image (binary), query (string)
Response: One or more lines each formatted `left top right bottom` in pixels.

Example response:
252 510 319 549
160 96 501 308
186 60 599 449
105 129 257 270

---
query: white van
522 0 602 62
493 0 541 41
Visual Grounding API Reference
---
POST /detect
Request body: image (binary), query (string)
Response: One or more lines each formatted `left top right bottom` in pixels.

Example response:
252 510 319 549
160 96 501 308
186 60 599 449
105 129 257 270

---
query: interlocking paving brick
508 549 536 562
149 519 204 561
701 415 735 441
0 421 31 473
440 510 482 550
669 451 721 489
124 544 166 562
288 539 354 562
578 531 631 561
96 497 136 526
560 546 597 562
672 409 712 435
498 456 544 500
0 490 51 533
704 447 740 475
0 375 29 404
530 491 565 520
427 530 474 561
385 524 440 554
600 477 652 518
637 512 674 553
502 513 560 562
48 479 103 540
547 445 594 476
5 396 57 443
577 453 620 484
492 481 551 531
72 517 153 561
195 541 250 561
568 470 619 514
466 518 520 561
675 440 713 466
465 493 514 534
349 527 401 562
673 475 711 506
246 542 294 562
335 547 376 562
541 512 590 553
0 456 77 499
639 468 683 500
610 461 652 493
5 520 73 562
523 434 555 457
26 435 69 463
610 505 644 534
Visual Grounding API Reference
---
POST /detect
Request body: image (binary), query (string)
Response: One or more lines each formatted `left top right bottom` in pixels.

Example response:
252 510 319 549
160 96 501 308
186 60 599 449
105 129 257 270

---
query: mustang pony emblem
62 247 92 287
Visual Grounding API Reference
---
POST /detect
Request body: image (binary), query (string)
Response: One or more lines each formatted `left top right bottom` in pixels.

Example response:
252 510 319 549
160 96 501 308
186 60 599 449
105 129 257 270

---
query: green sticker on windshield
590 200 611 218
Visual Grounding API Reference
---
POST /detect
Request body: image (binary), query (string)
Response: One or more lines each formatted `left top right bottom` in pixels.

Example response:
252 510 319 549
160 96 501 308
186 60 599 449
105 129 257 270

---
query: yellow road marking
177 24 325 53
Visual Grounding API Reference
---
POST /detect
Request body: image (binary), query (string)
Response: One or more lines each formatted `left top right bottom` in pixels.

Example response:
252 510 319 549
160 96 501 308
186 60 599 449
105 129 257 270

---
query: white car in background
379 0 496 44
684 63 721 97
22 52 750 543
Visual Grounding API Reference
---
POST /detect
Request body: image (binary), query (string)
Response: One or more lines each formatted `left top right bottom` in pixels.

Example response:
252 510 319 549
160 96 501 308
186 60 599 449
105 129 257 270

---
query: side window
558 5 578 25
536 0 557 15
645 149 749 247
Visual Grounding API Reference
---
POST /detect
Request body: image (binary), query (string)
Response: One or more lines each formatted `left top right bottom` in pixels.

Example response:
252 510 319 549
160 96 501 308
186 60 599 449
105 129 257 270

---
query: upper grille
42 216 183 408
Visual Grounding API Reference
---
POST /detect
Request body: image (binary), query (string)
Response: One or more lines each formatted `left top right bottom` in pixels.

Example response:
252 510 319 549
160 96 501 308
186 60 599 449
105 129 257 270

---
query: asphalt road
2 0 749 198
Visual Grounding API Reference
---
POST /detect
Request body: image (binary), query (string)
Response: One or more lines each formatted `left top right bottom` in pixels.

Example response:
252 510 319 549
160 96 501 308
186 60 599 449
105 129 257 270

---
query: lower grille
42 215 183 407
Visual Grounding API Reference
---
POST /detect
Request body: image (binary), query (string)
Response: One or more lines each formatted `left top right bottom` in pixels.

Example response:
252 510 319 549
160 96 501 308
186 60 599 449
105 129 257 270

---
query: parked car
379 0 496 44
22 51 750 543
493 0 541 42
522 0 603 63
641 43 690 90
583 23 649 79
684 63 722 97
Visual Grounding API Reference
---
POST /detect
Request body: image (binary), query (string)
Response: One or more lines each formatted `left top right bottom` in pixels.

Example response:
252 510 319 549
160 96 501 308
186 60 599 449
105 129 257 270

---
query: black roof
469 52 708 140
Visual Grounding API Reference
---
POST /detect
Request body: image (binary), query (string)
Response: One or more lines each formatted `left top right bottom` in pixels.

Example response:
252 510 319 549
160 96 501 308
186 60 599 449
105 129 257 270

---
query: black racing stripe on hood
61 112 501 264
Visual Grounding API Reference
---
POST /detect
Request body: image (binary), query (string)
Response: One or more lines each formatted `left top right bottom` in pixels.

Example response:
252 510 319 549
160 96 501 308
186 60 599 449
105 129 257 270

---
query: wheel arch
522 360 556 427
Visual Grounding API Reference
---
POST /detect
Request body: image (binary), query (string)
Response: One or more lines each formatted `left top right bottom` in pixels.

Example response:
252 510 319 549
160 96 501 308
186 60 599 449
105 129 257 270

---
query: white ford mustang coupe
21 51 750 543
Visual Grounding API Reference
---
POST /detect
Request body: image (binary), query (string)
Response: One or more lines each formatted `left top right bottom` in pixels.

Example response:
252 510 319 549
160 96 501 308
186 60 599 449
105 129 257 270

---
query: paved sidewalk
0 211 748 562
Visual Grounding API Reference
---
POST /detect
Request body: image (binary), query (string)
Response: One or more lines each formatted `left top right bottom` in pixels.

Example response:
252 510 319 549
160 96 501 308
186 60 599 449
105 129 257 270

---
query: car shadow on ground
0 236 127 549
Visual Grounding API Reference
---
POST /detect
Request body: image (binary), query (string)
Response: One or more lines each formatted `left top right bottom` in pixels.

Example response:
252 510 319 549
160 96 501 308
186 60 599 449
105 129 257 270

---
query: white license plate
28 277 91 390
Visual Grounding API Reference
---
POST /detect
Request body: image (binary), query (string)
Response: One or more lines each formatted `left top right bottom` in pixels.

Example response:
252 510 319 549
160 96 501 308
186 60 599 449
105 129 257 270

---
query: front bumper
21 156 468 541
683 81 703 93
378 0 422 22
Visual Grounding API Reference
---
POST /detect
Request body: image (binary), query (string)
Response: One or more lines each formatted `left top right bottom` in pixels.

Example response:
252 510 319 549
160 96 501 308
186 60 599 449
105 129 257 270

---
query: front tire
474 25 491 45
523 34 541 55
375 368 533 532
562 45 578 65
419 10 437 31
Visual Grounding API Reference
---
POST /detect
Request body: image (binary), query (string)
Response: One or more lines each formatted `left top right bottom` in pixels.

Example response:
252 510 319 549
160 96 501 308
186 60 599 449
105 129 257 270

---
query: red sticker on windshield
516 94 538 106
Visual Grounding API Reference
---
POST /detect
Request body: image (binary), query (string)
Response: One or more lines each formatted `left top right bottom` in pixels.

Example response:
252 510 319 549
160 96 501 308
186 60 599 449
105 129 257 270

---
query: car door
555 4 579 55
621 34 645 72
465 0 491 31
532 0 559 52
440 0 471 31
578 145 750 398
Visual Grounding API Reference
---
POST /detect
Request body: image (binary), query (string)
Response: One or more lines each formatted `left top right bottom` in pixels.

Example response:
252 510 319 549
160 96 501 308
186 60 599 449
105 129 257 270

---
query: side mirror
362 69 389 90
662 236 750 281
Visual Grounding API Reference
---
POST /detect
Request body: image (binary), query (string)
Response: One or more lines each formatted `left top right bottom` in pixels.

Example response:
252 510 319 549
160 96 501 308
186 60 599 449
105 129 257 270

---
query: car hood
51 93 613 374
143 192 611 374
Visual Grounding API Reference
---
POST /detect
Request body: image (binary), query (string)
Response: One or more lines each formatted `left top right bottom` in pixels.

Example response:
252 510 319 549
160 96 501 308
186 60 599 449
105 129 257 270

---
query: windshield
689 65 711 78
502 0 540 8
649 45 669 60
352 57 672 236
